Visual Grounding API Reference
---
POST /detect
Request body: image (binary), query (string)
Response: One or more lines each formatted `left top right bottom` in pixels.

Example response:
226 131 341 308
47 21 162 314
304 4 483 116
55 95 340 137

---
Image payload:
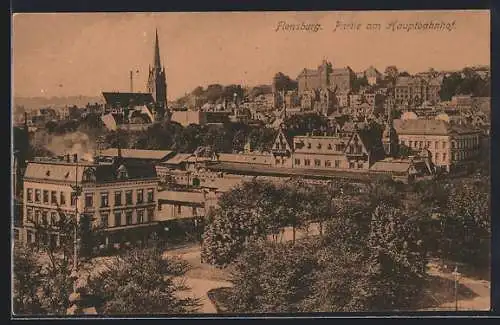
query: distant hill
13 96 104 111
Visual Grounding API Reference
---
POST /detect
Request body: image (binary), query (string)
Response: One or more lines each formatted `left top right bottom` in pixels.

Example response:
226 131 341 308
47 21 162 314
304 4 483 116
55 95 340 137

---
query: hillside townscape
12 20 490 316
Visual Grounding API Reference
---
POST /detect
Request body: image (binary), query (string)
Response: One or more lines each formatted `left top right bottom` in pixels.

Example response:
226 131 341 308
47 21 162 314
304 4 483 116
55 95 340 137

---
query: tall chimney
130 70 133 93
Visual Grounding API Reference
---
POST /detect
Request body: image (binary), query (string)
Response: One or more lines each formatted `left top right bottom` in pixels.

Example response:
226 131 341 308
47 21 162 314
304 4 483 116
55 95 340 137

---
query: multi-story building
394 76 442 106
297 60 332 94
330 67 355 92
21 154 159 248
394 119 482 172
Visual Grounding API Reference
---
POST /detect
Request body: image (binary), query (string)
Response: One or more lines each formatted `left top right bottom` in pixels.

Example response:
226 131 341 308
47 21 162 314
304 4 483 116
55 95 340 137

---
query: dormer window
328 144 332 150
307 143 311 149
117 165 128 180
83 168 96 182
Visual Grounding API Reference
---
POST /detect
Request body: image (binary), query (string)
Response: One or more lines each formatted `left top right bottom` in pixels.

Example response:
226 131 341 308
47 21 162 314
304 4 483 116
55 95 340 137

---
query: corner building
22 155 159 248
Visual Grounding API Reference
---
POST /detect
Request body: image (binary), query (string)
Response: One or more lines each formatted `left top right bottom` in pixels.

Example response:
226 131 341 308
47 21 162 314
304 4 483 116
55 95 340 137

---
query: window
114 211 122 227
442 153 447 161
27 231 33 243
51 191 57 205
304 159 311 166
357 162 364 169
26 208 33 222
442 141 447 149
419 141 423 148
307 143 311 149
451 141 455 149
177 205 182 214
137 209 144 224
435 141 438 149
41 211 48 225
328 144 332 150
335 160 340 168
43 190 49 204
71 192 77 206
34 210 41 224
409 141 413 148
114 191 122 206
295 159 301 166
400 140 405 146
126 210 133 225
349 162 355 169
147 189 154 203
100 192 109 208
125 190 133 205
146 208 154 222
314 159 321 167
85 193 93 208
27 188 33 202
317 143 322 149
325 160 331 167
100 213 109 228
137 190 144 204
50 212 57 225
60 192 66 206
426 141 431 148
356 145 362 154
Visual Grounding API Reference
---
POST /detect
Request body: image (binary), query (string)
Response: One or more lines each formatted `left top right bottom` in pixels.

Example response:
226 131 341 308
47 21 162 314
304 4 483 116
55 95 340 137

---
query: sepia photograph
11 10 491 316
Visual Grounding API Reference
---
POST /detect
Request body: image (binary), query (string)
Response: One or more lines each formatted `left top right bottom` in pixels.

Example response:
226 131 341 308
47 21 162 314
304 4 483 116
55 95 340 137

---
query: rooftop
394 119 480 136
100 148 174 161
102 92 154 107
24 159 158 183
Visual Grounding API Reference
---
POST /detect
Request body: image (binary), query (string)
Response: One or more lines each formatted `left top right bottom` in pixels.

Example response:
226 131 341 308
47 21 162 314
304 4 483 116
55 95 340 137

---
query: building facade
394 119 482 172
21 155 159 248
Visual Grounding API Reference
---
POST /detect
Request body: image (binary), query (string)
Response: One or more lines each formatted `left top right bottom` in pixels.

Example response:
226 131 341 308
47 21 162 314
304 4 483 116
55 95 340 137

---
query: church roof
102 92 154 107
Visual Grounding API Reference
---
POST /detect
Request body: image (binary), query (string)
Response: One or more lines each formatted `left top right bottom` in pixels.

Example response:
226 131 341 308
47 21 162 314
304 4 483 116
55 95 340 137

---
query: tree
362 204 427 310
226 240 317 313
439 72 463 101
352 76 369 92
273 72 298 92
384 66 399 84
89 240 200 314
13 247 44 315
201 180 276 267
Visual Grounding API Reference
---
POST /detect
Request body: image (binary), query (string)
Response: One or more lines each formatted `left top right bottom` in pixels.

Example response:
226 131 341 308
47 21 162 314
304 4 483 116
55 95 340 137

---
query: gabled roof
100 148 174 161
102 92 154 107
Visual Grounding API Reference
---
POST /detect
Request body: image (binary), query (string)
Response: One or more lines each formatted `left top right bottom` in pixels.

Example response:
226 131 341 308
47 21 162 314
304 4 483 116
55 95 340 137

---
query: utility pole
452 265 461 311
70 155 83 287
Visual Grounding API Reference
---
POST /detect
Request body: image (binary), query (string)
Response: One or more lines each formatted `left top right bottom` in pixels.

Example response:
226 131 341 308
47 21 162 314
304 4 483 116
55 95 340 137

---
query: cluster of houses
14 108 484 249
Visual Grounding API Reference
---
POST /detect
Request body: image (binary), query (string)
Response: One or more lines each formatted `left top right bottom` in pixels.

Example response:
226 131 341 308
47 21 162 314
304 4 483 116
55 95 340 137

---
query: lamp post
452 265 461 311
70 157 83 290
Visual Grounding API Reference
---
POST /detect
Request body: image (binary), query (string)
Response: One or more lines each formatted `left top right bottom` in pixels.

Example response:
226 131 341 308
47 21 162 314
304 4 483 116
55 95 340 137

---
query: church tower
382 97 398 157
147 29 167 121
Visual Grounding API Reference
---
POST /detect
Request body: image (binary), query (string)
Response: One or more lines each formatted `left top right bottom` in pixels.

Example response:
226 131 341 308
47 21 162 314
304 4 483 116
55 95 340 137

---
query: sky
12 10 490 101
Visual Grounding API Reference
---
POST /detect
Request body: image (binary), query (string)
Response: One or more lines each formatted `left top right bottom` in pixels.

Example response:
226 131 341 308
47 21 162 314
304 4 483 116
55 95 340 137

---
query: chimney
73 154 78 163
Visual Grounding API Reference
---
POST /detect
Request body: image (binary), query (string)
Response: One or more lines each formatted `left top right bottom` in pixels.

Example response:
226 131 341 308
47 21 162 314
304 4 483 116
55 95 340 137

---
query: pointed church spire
154 29 161 70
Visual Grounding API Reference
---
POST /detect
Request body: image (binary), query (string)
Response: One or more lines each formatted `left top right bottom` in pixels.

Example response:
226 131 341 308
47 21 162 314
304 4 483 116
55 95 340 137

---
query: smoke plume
45 131 96 162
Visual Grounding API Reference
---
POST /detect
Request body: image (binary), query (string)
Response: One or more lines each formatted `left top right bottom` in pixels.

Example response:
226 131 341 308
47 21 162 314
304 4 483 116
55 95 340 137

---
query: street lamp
70 157 83 290
452 265 461 311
